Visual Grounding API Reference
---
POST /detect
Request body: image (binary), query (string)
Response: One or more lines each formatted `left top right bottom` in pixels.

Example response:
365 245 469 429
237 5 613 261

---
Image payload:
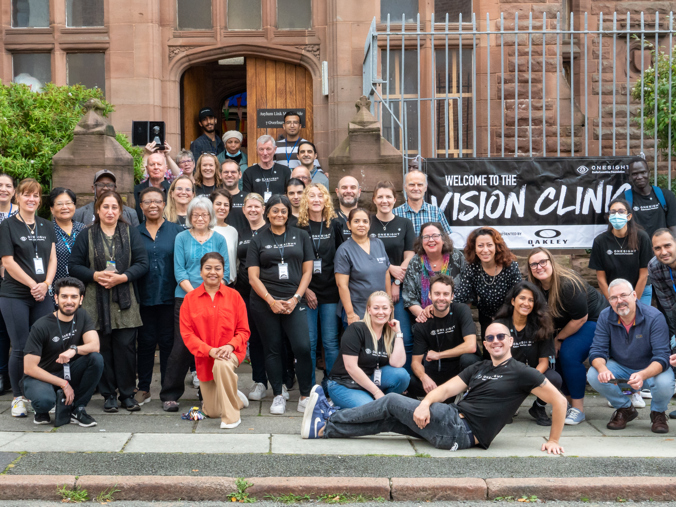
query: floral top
454 261 523 319
402 249 465 310
53 219 86 283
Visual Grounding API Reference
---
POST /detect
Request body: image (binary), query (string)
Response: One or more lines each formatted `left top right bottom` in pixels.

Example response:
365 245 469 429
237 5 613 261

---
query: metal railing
363 12 676 186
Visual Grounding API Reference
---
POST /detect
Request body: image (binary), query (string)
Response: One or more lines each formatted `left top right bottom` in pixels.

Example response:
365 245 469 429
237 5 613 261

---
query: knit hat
222 130 243 143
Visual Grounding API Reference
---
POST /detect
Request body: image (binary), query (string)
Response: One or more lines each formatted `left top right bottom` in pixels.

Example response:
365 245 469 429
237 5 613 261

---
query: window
12 0 49 28
434 0 472 22
434 49 473 156
277 0 311 29
67 53 105 93
228 0 262 30
381 0 417 23
177 0 212 30
67 0 104 27
381 50 419 153
13 53 51 91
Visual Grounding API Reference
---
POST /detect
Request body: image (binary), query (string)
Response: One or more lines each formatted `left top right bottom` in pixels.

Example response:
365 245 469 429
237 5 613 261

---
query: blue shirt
393 201 452 236
137 220 184 306
174 229 230 299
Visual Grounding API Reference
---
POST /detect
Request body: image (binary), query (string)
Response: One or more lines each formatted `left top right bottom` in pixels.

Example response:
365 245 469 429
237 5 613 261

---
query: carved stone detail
295 44 320 60
169 46 190 62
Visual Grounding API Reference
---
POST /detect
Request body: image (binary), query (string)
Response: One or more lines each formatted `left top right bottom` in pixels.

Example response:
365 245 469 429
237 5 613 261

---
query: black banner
424 156 642 248
257 109 307 129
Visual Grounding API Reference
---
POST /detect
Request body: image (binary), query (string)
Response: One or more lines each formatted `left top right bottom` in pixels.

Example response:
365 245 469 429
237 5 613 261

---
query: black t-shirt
227 191 246 230
458 358 545 449
630 187 676 238
246 226 314 299
336 210 352 242
303 218 344 304
241 164 291 199
506 320 555 369
234 222 268 298
329 322 390 389
411 304 476 376
589 229 652 289
542 278 608 331
175 215 188 229
287 215 299 229
194 183 217 197
0 215 56 299
369 215 415 266
23 308 96 375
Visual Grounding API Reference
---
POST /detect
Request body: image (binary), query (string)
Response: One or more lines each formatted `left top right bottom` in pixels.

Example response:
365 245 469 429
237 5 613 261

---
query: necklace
613 234 626 249
375 216 393 231
482 264 498 286
191 229 210 244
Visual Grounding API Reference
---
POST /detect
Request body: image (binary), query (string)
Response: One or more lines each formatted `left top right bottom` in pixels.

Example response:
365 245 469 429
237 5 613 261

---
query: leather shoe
650 411 669 434
606 405 638 430
121 397 141 412
103 396 119 413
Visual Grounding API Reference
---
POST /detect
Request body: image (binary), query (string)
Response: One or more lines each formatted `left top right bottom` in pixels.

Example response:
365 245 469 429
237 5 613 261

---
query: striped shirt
393 201 452 236
273 137 321 169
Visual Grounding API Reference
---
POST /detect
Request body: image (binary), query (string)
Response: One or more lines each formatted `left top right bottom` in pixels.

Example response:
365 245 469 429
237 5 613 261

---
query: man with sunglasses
73 170 139 227
587 278 674 431
302 321 567 454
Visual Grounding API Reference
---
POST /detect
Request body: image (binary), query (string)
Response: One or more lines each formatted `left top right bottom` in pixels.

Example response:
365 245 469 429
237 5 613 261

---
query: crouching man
302 322 566 454
23 277 103 427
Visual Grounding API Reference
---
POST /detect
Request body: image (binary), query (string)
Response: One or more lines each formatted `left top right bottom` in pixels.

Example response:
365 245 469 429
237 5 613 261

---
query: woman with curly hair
193 154 224 197
297 183 344 386
493 281 562 426
454 227 522 347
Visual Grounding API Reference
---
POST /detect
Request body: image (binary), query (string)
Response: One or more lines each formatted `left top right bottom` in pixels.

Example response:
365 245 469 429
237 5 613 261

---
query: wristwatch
293 294 302 302
393 279 401 286
395 332 404 339
69 345 78 355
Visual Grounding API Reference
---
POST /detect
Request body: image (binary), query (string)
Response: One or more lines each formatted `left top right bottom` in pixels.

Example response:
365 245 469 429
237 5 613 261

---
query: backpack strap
653 185 668 211
624 188 633 207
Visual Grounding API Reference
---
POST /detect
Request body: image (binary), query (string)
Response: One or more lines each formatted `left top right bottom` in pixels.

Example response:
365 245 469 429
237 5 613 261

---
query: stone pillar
52 99 135 207
328 96 403 206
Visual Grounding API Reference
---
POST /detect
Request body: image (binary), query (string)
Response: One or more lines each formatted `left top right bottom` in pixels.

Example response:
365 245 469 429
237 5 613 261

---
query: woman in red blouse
179 252 251 428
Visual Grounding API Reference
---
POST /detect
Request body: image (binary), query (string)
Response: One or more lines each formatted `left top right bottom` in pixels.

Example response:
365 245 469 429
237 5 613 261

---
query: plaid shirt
393 201 452 236
648 256 676 340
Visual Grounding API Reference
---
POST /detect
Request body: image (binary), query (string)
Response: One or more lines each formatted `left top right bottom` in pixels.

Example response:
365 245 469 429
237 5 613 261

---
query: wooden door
246 57 313 164
182 66 206 150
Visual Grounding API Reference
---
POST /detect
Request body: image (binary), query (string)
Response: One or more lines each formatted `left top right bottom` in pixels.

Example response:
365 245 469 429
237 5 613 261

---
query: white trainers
640 388 653 399
191 371 200 389
248 383 267 401
631 391 646 408
221 418 241 429
297 396 309 413
11 397 27 418
237 390 249 409
564 407 585 425
282 385 290 400
270 394 286 415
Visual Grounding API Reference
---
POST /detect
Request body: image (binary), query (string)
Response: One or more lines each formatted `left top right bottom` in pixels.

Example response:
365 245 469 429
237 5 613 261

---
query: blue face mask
609 213 629 230
227 151 241 157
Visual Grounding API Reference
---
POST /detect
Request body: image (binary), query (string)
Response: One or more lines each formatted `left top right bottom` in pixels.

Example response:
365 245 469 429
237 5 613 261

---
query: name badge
373 368 382 386
264 191 272 203
313 259 322 274
63 364 71 381
105 260 117 272
278 262 289 280
33 257 44 275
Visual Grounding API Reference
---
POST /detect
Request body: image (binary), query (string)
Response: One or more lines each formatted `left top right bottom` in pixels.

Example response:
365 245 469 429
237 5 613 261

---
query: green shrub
0 82 143 190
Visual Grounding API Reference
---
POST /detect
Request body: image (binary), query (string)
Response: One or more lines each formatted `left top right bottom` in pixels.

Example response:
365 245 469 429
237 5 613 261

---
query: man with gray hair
587 278 674 433
242 135 291 203
394 169 452 235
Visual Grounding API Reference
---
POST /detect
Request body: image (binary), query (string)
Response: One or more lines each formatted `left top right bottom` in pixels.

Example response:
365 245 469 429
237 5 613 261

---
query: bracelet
62 381 69 389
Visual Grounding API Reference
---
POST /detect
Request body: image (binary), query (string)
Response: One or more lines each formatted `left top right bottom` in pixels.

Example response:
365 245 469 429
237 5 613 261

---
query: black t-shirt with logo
411 304 476 377
233 222 268 298
303 218 344 304
241 164 291 199
588 229 652 289
336 210 352 242
329 322 390 389
369 215 415 266
0 215 56 298
630 187 676 238
542 277 608 331
246 226 314 299
226 191 246 231
505 319 555 369
457 358 545 449
23 308 96 375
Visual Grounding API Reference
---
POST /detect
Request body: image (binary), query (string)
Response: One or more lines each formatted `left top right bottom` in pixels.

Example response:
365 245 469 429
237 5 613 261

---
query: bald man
302 322 566 453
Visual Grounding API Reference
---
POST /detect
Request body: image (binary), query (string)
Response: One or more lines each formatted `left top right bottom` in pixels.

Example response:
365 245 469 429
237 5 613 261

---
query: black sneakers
103 395 119 413
33 412 51 425
528 401 552 426
71 407 97 427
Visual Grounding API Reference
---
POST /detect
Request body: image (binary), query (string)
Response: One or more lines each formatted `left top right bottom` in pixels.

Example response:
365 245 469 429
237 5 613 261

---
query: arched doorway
181 56 314 165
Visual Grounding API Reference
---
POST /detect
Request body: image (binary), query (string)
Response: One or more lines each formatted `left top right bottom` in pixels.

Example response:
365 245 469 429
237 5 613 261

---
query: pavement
1 360 676 502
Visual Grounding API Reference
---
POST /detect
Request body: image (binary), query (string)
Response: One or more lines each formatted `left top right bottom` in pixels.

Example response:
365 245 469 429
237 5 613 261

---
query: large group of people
1 120 675 454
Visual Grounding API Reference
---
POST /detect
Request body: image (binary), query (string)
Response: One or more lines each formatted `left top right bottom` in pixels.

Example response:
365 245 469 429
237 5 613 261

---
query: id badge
264 191 272 203
373 368 382 386
105 260 117 272
278 262 289 280
63 364 71 381
313 259 322 274
33 257 44 275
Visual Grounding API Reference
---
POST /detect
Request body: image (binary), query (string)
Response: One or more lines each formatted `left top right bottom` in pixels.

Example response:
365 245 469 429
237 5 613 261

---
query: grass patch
57 485 89 503
227 477 255 503
95 485 120 503
494 495 540 503
414 452 431 458
263 493 385 504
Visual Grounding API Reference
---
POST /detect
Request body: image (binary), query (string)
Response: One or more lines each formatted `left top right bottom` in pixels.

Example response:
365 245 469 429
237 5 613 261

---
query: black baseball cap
199 107 216 121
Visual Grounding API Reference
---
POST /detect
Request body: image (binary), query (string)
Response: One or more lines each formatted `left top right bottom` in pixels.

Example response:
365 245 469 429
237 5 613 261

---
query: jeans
394 297 414 373
307 303 340 385
640 285 653 306
324 393 474 450
327 366 410 409
555 320 597 400
0 296 54 397
587 359 676 413
99 328 138 400
160 298 193 402
23 353 104 413
137 304 174 392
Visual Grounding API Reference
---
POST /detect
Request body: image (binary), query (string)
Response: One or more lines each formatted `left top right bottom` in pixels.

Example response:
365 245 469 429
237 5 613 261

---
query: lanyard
669 268 676 294
272 231 287 264
56 225 77 254
307 221 323 259
311 167 319 179
17 213 39 258
285 138 301 165
56 315 75 353
102 233 116 261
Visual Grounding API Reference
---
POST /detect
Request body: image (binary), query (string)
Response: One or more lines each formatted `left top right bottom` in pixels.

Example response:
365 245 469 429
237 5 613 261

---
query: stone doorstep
2 475 676 502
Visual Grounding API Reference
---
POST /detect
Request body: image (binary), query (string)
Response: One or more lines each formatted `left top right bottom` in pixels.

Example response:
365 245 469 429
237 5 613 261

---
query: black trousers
535 368 563 406
250 293 312 397
137 304 174 392
243 294 268 387
160 298 194 402
408 369 456 400
99 327 138 400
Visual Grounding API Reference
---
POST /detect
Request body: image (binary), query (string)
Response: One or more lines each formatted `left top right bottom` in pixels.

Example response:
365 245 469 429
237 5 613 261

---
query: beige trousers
200 355 243 424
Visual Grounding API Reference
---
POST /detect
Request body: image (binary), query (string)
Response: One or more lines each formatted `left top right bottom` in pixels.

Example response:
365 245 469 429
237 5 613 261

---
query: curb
1 475 676 502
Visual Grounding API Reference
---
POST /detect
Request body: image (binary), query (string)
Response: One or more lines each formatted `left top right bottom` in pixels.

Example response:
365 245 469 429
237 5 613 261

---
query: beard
59 305 77 316
338 194 359 208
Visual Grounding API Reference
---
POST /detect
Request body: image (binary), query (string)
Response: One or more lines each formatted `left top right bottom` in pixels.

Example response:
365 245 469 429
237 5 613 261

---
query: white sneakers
11 397 27 418
191 371 200 389
270 395 286 414
282 385 290 400
237 390 249 409
297 396 309 413
248 383 267 401
607 392 647 409
221 418 241 429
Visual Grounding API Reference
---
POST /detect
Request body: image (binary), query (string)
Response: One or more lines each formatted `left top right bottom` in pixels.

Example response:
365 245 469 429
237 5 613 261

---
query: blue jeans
587 360 675 413
327 366 410 409
640 285 652 306
394 297 414 373
307 303 340 385
555 320 596 400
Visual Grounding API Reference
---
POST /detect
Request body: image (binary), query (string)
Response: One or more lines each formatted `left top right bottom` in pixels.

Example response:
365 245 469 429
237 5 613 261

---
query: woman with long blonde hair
325 291 409 408
164 175 194 227
194 153 223 197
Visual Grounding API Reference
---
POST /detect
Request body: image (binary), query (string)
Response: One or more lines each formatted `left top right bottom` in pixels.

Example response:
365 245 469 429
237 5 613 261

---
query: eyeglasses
529 259 550 270
192 213 210 220
485 333 509 342
141 200 164 206
95 183 116 190
608 292 634 303
422 233 442 242
178 159 193 165
175 186 193 193
54 201 74 208
609 210 629 216
284 121 300 126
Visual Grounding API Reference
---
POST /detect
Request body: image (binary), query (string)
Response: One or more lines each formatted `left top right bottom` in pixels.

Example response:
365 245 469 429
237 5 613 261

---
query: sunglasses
484 333 510 342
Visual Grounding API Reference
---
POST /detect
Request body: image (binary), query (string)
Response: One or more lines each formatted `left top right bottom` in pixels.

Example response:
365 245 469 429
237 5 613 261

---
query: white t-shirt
214 224 238 284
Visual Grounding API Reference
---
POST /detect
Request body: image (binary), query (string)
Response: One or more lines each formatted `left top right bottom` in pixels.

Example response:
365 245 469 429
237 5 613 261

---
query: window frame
11 0 51 28
276 0 312 30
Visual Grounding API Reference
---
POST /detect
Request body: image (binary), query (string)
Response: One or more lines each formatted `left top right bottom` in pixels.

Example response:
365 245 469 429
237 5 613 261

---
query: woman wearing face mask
217 131 248 188
589 198 653 305
210 189 238 285
164 176 195 228
194 154 224 197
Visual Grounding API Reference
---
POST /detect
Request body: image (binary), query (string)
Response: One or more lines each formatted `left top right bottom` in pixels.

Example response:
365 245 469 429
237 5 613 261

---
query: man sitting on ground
302 322 566 453
23 277 103 427
587 278 674 433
